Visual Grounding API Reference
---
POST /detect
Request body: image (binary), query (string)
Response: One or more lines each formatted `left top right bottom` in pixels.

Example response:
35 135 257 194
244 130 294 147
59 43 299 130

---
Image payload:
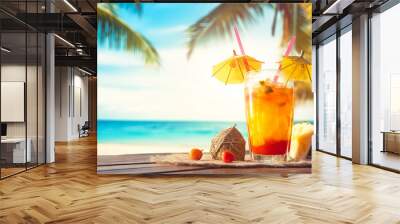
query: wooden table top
97 153 311 175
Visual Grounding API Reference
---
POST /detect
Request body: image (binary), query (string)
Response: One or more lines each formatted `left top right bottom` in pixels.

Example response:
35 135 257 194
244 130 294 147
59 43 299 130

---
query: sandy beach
97 143 210 155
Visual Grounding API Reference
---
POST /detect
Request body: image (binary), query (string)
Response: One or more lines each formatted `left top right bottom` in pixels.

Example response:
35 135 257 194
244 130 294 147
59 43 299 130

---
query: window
371 3 400 171
317 37 337 154
0 1 46 179
339 29 352 158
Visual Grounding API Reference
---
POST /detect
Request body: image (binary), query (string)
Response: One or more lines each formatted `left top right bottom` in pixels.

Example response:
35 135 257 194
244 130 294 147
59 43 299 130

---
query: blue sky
98 3 220 51
119 3 218 48
97 3 313 121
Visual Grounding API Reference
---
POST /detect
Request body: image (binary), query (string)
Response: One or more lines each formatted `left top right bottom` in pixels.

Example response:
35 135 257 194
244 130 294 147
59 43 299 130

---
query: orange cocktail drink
245 72 294 160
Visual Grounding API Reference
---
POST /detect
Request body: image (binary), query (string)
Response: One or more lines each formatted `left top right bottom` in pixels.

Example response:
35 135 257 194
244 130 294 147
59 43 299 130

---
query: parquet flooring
1 167 26 178
1 135 400 223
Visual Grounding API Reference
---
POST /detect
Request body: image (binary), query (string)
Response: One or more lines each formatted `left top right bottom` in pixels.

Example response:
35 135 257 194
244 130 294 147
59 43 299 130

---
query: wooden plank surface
98 165 210 175
98 153 158 166
164 167 311 175
97 153 311 175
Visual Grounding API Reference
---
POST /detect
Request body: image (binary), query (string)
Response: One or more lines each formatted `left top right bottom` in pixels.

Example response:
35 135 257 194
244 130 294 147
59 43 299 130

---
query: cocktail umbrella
279 51 311 82
212 50 263 84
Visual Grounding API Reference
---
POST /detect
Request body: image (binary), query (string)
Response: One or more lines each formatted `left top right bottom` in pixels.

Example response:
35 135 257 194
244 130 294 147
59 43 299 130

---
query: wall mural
97 3 313 175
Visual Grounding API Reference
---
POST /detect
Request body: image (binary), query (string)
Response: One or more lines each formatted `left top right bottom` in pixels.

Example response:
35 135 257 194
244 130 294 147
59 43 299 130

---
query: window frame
367 1 400 173
315 24 352 160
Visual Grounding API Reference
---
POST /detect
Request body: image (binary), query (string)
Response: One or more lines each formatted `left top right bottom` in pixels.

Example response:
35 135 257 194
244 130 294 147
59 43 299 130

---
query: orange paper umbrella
212 50 263 84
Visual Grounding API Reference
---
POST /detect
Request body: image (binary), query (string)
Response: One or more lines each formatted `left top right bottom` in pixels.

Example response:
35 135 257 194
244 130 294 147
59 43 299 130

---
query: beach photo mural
97 3 313 175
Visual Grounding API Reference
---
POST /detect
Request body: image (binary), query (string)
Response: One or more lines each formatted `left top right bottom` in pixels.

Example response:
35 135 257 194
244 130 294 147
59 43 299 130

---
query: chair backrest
82 121 90 129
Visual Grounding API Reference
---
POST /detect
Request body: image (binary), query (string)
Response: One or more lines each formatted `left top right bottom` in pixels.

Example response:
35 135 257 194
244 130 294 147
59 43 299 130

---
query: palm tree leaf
185 3 312 63
186 3 264 58
281 7 292 47
292 4 312 101
276 4 311 62
275 5 292 47
271 9 278 36
97 5 160 65
295 4 312 62
108 2 142 16
294 81 313 102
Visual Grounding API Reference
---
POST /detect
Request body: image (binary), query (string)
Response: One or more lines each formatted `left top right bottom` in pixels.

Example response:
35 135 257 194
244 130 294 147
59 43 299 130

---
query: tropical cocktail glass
244 70 294 161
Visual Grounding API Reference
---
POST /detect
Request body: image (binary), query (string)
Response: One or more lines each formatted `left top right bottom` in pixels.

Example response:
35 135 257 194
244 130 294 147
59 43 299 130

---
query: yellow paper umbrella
212 50 263 84
279 52 311 82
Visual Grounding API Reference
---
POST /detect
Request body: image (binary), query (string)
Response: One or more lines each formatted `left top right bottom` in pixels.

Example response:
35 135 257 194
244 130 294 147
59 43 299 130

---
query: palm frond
271 9 278 36
292 4 312 101
295 4 312 62
274 4 311 62
294 81 313 102
107 2 142 16
186 3 264 59
97 5 160 65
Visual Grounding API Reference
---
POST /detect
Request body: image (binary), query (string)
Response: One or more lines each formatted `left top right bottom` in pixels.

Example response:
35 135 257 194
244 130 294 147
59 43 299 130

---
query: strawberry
222 151 235 163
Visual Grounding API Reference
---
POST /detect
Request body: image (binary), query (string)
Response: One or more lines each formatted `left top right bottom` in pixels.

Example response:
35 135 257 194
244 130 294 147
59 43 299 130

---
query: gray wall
54 67 89 141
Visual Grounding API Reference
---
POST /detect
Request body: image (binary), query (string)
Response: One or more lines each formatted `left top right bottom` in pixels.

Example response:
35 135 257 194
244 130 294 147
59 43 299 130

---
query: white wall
1 65 26 138
1 65 42 138
72 73 89 138
54 67 89 141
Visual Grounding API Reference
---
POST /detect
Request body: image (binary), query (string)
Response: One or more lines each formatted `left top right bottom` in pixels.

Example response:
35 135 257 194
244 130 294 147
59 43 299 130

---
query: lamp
63 0 78 12
54 34 75 48
78 67 93 76
1 47 11 53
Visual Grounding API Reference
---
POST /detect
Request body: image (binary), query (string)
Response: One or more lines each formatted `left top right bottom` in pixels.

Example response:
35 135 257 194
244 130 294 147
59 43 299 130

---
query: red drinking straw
233 25 250 71
234 25 245 55
273 36 296 82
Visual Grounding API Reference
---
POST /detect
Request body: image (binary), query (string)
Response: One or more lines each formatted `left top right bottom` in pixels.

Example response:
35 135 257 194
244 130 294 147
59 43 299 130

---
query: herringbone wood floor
1 136 400 224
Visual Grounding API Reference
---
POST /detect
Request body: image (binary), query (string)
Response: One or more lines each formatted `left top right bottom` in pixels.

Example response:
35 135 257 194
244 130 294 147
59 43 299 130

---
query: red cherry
222 151 235 163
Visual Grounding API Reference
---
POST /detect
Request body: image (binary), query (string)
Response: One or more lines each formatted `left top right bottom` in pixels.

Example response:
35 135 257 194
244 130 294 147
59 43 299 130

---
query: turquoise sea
98 120 313 146
98 120 248 146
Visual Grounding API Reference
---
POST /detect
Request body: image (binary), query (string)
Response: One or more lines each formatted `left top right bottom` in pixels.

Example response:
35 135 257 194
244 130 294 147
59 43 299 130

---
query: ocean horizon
98 119 313 145
98 120 248 145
